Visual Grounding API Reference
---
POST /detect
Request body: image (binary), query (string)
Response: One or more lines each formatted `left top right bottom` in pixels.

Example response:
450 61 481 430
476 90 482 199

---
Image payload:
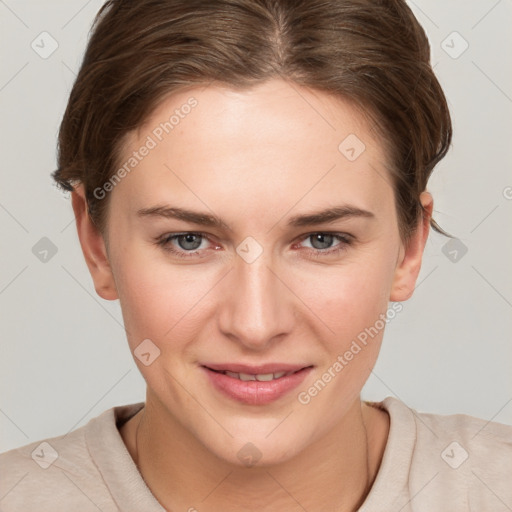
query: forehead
112 79 394 223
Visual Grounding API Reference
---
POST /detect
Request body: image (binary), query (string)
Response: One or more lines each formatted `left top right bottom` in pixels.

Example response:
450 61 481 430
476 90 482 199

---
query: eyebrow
136 204 375 230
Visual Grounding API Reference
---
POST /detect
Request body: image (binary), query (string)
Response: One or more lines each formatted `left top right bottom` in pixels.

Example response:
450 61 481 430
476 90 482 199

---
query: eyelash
154 231 353 259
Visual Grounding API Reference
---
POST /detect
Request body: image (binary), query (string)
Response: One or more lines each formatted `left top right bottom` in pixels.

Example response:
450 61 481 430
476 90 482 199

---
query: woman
1 0 511 510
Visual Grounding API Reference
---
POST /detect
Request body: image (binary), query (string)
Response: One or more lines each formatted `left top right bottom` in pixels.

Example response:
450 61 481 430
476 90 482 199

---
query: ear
71 184 118 301
390 191 433 302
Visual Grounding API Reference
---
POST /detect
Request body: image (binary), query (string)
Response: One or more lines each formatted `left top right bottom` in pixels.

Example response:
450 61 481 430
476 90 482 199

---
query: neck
120 396 389 512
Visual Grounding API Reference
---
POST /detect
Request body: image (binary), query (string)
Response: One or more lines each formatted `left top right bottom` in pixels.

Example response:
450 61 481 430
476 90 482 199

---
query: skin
71 78 433 511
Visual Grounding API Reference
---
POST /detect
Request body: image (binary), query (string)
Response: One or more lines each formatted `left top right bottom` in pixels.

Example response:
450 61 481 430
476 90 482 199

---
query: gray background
1 0 511 453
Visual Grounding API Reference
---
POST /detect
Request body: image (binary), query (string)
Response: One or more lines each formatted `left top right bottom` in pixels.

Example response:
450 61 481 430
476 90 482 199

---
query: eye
155 232 214 259
295 232 353 257
154 231 353 259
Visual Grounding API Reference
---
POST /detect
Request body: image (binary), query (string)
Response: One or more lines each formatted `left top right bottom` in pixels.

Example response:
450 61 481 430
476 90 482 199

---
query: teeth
222 370 293 381
239 373 256 381
255 373 274 382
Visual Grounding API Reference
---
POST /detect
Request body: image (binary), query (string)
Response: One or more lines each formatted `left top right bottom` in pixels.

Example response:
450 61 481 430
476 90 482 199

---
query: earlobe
389 192 433 302
71 184 118 301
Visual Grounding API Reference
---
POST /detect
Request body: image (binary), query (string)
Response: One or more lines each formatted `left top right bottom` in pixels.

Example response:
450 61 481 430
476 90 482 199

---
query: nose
217 246 296 352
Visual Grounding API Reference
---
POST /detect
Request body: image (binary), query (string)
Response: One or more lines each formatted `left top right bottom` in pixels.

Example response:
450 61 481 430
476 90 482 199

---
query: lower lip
202 366 313 405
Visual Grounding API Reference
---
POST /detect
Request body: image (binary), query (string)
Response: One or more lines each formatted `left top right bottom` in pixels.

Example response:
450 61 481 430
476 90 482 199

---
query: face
75 78 430 466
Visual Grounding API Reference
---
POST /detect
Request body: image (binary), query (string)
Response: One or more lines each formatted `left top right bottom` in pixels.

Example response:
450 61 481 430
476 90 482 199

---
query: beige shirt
1 397 511 511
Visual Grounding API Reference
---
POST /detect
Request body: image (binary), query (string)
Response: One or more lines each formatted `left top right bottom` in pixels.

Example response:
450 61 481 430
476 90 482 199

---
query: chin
214 439 298 469
196 420 312 469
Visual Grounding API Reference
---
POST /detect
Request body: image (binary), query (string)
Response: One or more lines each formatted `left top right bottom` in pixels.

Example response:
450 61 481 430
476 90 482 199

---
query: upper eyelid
162 230 351 238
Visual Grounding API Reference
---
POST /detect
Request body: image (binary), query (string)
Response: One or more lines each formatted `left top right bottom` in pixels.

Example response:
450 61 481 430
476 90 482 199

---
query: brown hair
52 0 453 243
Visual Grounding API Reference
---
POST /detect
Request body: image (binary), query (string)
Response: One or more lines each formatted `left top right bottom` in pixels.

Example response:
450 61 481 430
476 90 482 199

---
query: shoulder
0 421 109 511
0 403 143 512
405 399 512 469
379 397 512 511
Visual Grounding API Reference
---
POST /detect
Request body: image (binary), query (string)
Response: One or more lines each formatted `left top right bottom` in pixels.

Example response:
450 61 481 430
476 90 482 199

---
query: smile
202 364 314 405
209 369 299 381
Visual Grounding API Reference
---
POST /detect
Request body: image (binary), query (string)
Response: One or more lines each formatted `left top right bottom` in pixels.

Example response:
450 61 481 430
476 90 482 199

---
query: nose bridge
218 241 293 348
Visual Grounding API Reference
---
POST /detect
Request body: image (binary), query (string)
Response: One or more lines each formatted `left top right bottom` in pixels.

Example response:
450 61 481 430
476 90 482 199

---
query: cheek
112 243 207 352
303 250 396 339
293 252 397 416
293 245 399 400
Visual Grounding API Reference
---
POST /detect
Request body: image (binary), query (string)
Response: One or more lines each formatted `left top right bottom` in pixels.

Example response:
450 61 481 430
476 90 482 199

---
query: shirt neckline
357 397 417 510
85 397 416 511
85 401 165 511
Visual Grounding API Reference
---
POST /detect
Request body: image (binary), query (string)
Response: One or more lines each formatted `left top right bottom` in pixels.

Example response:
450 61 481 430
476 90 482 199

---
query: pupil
312 233 332 250
180 234 201 250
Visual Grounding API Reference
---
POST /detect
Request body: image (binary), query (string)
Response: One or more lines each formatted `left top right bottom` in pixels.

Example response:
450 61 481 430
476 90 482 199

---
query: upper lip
202 363 313 374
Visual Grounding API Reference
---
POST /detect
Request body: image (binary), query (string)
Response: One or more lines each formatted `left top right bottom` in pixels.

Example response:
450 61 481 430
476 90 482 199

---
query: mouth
201 363 314 405
204 367 306 382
